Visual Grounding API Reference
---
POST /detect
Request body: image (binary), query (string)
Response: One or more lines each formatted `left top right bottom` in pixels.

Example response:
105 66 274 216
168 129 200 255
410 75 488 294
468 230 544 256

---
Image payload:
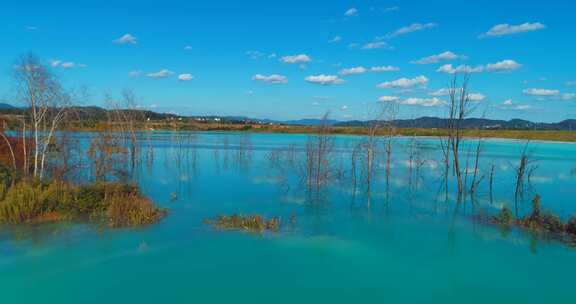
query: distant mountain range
0 103 17 110
333 117 576 130
0 104 574 131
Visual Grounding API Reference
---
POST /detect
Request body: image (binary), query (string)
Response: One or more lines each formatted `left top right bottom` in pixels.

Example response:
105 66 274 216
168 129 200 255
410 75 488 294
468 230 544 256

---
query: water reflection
2 131 576 252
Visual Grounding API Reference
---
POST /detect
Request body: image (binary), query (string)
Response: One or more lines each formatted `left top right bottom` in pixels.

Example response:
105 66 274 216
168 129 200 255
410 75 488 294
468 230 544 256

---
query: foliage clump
0 179 165 227
517 195 565 233
492 206 514 225
489 195 576 246
106 191 166 227
204 214 281 232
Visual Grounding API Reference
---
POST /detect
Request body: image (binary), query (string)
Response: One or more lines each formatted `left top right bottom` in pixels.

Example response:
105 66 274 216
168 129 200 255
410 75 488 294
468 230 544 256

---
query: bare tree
382 103 398 194
445 73 476 196
469 133 484 195
303 112 334 193
13 53 71 178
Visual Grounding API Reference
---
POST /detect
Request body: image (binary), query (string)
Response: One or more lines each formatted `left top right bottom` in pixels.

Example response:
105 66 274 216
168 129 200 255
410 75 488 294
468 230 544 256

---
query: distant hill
335 117 576 130
1 106 575 131
0 103 17 110
282 118 341 126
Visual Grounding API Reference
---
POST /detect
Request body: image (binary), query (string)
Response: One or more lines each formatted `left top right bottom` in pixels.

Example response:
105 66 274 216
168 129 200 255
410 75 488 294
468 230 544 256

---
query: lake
1 132 575 303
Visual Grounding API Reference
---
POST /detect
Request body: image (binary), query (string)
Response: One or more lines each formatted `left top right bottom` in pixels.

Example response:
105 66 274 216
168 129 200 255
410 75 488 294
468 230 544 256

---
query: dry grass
204 214 280 232
0 180 165 227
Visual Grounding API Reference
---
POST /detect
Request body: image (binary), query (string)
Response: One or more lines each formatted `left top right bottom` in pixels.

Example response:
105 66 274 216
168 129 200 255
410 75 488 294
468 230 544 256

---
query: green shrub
0 181 46 224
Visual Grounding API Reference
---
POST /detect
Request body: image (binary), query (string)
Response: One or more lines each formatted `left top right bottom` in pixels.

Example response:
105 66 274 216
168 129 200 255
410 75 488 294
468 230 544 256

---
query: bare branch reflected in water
234 133 253 171
302 112 334 196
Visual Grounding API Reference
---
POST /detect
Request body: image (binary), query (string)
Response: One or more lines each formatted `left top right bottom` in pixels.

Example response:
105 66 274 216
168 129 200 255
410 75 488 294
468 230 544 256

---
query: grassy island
0 171 165 227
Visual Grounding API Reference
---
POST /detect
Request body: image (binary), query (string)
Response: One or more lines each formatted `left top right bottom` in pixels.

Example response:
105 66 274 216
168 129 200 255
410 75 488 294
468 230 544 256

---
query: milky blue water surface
1 132 575 303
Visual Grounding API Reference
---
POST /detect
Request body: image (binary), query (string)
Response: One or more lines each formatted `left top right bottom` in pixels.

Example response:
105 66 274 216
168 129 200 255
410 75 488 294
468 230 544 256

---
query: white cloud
329 36 342 43
429 88 450 97
341 105 348 110
184 45 193 50
386 23 437 38
400 97 445 107
562 93 576 101
246 50 265 59
481 22 546 38
511 105 533 110
371 65 400 72
377 76 429 89
523 88 560 97
361 41 390 50
378 96 400 102
565 81 576 87
468 93 486 102
178 73 194 81
113 33 137 44
146 69 174 79
305 74 344 85
411 51 465 64
435 60 521 74
252 74 288 84
437 64 484 74
486 60 522 72
50 59 86 69
499 100 532 111
60 62 75 69
50 60 61 67
339 66 367 76
280 54 312 64
339 65 399 76
128 70 142 77
344 8 358 17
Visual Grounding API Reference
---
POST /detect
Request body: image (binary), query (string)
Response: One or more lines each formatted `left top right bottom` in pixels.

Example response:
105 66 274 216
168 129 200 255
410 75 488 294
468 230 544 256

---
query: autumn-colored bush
0 179 165 227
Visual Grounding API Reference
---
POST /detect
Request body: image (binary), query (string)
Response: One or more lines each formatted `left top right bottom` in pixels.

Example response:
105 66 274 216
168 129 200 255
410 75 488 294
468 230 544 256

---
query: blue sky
1 0 575 122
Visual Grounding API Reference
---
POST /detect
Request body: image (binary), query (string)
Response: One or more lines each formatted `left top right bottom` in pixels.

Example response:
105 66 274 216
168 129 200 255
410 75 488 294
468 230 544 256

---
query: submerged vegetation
489 195 576 244
204 214 281 233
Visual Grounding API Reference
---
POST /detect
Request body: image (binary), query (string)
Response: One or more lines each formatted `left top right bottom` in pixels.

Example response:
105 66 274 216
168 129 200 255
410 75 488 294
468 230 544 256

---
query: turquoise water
1 132 576 303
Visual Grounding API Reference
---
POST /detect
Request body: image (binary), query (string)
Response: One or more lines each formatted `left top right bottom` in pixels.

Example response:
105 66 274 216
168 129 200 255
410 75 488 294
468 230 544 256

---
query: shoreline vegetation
0 53 165 229
0 175 165 227
3 118 574 143
129 123 576 143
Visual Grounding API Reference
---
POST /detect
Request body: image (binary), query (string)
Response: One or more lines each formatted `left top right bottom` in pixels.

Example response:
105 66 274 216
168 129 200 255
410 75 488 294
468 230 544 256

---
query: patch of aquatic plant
488 195 576 244
0 179 165 227
492 206 514 226
106 191 166 227
516 195 564 233
204 214 281 232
